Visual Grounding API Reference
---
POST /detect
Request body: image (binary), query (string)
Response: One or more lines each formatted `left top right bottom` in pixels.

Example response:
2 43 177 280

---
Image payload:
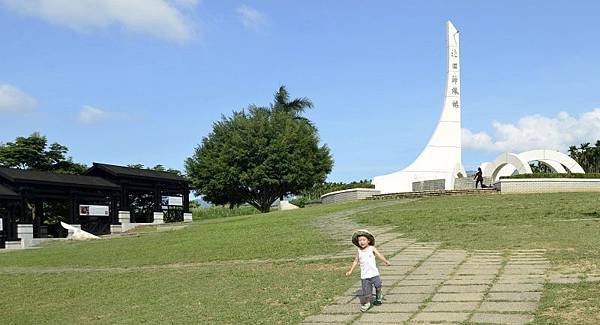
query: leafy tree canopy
568 140 600 173
0 132 87 174
127 163 183 176
185 86 333 212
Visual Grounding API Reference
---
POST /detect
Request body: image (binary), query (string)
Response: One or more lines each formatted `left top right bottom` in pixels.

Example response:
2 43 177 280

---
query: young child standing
345 229 391 312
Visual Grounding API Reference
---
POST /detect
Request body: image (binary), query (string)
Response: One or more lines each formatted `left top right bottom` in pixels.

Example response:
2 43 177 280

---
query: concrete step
370 188 498 200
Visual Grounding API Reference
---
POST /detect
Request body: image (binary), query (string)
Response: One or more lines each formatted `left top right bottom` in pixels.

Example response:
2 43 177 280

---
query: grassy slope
352 192 600 324
0 201 368 268
3 193 600 323
0 200 373 324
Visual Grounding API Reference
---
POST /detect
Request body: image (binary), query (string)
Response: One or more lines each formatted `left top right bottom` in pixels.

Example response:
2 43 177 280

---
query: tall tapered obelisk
373 21 465 193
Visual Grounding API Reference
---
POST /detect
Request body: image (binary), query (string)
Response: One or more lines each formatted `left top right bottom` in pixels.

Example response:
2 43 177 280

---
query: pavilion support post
69 195 79 224
183 189 190 213
110 195 118 224
20 197 30 224
34 200 44 238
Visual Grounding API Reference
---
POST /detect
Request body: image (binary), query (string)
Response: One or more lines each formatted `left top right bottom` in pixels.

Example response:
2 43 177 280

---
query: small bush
192 205 260 221
500 173 600 179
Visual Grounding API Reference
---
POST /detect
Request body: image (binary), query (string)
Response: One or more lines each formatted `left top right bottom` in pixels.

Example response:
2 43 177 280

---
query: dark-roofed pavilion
85 163 191 223
0 163 191 246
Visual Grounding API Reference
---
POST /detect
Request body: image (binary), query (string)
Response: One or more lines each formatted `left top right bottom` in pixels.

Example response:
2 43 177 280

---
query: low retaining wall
454 177 493 190
497 178 600 193
321 188 380 204
412 179 445 192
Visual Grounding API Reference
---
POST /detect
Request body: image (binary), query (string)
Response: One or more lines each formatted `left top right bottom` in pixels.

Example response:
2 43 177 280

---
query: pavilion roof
86 163 189 183
0 167 120 190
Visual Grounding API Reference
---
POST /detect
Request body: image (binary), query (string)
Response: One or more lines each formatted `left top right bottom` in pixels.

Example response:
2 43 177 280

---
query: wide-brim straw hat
352 229 375 247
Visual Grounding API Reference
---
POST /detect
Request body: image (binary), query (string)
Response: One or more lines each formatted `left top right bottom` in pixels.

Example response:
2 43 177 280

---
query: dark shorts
361 275 382 299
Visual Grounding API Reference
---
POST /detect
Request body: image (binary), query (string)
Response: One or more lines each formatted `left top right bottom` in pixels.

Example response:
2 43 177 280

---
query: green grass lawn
352 192 600 324
0 200 369 324
2 192 600 324
353 192 600 270
0 261 350 325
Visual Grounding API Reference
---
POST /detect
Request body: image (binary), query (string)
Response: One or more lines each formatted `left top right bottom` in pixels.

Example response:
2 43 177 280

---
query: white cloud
0 83 38 114
1 0 198 42
462 109 600 153
79 105 111 124
236 4 266 31
169 0 200 8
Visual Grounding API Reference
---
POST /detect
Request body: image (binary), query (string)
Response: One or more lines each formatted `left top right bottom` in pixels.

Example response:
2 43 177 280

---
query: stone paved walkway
305 203 553 324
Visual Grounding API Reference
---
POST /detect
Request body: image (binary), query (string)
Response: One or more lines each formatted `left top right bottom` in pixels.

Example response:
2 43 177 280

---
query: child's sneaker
360 302 371 312
373 292 384 305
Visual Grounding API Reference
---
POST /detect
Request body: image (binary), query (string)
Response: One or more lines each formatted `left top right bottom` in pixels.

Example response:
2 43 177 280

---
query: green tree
0 132 87 174
127 163 183 176
185 87 333 212
568 141 600 173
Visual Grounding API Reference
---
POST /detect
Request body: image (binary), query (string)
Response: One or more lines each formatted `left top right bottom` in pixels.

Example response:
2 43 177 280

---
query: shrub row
500 173 600 179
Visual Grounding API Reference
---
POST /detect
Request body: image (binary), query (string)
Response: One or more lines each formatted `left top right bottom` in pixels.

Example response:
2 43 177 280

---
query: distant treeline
501 173 600 179
569 141 600 173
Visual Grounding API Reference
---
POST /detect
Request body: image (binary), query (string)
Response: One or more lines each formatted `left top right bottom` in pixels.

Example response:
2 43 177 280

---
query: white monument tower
373 21 465 193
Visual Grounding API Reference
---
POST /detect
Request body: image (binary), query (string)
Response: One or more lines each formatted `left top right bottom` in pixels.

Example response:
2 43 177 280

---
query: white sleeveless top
358 246 379 279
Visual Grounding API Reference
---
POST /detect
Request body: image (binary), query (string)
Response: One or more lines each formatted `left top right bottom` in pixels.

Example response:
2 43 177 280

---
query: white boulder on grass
279 200 299 210
60 222 100 240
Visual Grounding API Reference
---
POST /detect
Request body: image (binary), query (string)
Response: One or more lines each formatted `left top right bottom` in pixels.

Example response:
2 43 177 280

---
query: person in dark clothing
474 167 484 188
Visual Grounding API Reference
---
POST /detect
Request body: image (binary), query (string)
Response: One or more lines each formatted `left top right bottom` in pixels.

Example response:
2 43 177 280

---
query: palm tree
270 85 315 201
271 85 313 118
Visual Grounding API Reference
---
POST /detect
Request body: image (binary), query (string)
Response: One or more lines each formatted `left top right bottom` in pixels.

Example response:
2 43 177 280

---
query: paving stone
431 292 484 301
445 278 494 285
302 314 357 323
490 283 542 292
547 277 581 284
380 275 407 280
357 312 412 323
496 276 545 284
385 267 413 273
412 312 469 322
390 262 422 267
369 303 420 313
478 301 537 312
332 295 359 304
487 292 541 301
471 313 534 325
322 303 361 314
437 285 488 293
390 285 437 294
411 269 454 276
397 279 444 286
503 269 546 275
405 274 448 280
456 266 500 272
385 293 430 303
423 301 479 311
451 274 496 280
417 264 459 269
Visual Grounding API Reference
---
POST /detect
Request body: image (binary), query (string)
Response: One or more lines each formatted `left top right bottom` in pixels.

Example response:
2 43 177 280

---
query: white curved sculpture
519 149 584 173
373 21 465 194
482 149 585 182
60 222 100 240
490 153 532 181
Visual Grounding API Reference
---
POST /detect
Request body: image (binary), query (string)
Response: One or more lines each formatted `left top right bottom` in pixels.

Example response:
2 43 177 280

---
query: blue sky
2 1 600 182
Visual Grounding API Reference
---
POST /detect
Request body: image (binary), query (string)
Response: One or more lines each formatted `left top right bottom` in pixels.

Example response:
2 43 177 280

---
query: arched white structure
482 149 585 182
373 21 465 193
490 153 532 182
519 149 584 173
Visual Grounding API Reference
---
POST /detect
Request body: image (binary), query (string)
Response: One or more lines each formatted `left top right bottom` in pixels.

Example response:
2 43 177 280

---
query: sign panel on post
79 205 110 216
161 196 183 208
